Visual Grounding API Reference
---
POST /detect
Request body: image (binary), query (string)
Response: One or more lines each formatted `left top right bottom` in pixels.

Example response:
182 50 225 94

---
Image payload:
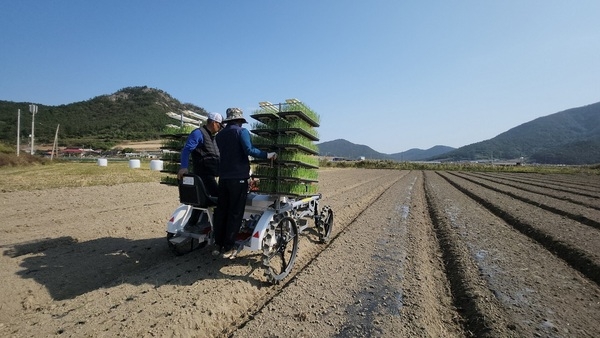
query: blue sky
1 1 599 153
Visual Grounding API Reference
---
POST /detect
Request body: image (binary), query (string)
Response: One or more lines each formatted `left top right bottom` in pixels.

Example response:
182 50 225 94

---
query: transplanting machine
165 174 333 284
165 100 332 284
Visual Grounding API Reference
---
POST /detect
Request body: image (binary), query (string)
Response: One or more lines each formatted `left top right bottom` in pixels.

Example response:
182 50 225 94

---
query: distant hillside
431 101 600 164
317 101 600 164
317 139 390 160
0 86 207 149
317 139 455 161
389 145 455 161
2 87 598 164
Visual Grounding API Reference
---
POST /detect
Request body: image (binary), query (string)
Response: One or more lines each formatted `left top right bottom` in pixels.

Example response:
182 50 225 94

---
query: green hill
2 87 599 164
316 139 455 161
430 101 600 165
316 139 389 160
0 86 207 150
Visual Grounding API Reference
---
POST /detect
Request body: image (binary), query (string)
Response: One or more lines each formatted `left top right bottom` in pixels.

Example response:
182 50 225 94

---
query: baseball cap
207 112 223 124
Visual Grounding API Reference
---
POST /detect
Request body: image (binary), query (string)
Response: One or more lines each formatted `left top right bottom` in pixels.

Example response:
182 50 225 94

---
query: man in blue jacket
177 112 223 195
213 108 276 258
177 112 223 228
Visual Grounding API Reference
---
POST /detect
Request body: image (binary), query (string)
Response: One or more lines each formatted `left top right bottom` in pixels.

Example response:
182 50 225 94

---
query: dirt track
1 169 599 337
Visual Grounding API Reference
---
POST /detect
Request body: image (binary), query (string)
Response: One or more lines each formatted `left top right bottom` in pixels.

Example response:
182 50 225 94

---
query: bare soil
0 169 598 337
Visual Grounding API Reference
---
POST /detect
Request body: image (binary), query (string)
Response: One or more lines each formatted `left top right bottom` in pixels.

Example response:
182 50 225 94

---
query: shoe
222 248 237 259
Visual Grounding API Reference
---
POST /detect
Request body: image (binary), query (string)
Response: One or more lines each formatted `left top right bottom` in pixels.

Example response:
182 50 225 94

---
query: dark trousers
199 174 219 197
213 178 248 251
186 174 218 226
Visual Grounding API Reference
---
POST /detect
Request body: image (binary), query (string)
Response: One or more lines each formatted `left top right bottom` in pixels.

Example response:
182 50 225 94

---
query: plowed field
1 169 598 337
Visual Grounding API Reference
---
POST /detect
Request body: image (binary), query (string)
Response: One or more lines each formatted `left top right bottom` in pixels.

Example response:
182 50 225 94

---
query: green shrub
0 142 16 154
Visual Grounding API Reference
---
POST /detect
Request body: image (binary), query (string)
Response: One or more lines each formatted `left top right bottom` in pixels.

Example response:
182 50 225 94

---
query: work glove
267 152 277 160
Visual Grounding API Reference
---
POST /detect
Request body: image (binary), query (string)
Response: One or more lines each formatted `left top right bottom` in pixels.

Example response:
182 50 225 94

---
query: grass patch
329 159 600 175
0 159 165 192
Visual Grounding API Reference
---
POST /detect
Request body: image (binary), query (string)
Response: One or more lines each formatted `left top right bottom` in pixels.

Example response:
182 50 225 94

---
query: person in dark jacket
177 112 223 227
177 112 223 195
213 108 276 258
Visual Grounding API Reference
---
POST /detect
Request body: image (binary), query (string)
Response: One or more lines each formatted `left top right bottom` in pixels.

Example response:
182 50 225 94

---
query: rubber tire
262 217 299 284
319 207 334 243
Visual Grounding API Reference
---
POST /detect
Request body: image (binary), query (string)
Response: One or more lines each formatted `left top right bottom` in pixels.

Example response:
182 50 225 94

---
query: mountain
317 139 454 161
0 86 207 149
389 145 455 161
431 101 600 164
1 86 598 164
317 139 390 160
317 101 600 164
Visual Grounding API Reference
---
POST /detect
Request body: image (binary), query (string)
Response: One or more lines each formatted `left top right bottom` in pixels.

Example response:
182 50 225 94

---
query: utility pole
17 109 21 156
29 104 38 155
51 124 60 160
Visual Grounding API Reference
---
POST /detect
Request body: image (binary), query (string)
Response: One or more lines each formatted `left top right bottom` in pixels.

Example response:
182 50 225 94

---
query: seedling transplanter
164 99 334 284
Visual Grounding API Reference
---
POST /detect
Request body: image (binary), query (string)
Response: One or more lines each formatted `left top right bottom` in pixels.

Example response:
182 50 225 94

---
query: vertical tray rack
159 125 196 186
250 99 320 196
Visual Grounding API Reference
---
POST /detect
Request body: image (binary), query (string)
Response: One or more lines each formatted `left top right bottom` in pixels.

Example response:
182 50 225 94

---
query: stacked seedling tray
250 99 320 196
159 124 196 186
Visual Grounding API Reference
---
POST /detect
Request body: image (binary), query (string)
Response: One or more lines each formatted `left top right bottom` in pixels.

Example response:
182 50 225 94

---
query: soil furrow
424 171 514 337
234 171 464 337
450 172 600 230
0 169 402 337
2 169 599 337
427 171 600 337
226 170 405 336
470 172 600 208
498 172 600 192
318 168 403 200
438 172 600 286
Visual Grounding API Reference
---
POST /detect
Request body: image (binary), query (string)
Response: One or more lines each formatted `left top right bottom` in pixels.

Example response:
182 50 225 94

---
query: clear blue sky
1 1 599 153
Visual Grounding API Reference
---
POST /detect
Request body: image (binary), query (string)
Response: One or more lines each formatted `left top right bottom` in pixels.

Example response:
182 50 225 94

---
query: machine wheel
166 232 202 256
262 216 299 284
318 206 334 243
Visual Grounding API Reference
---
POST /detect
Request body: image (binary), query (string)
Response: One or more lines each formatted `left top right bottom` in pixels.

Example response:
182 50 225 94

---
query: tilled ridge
426 171 600 337
228 170 406 336
467 172 600 209
449 171 600 230
438 171 600 286
497 172 600 192
233 170 465 337
3 169 599 337
423 171 515 337
0 169 405 338
395 171 463 337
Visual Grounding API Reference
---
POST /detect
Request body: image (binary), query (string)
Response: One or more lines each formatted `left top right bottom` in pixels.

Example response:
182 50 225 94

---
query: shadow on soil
4 236 268 301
